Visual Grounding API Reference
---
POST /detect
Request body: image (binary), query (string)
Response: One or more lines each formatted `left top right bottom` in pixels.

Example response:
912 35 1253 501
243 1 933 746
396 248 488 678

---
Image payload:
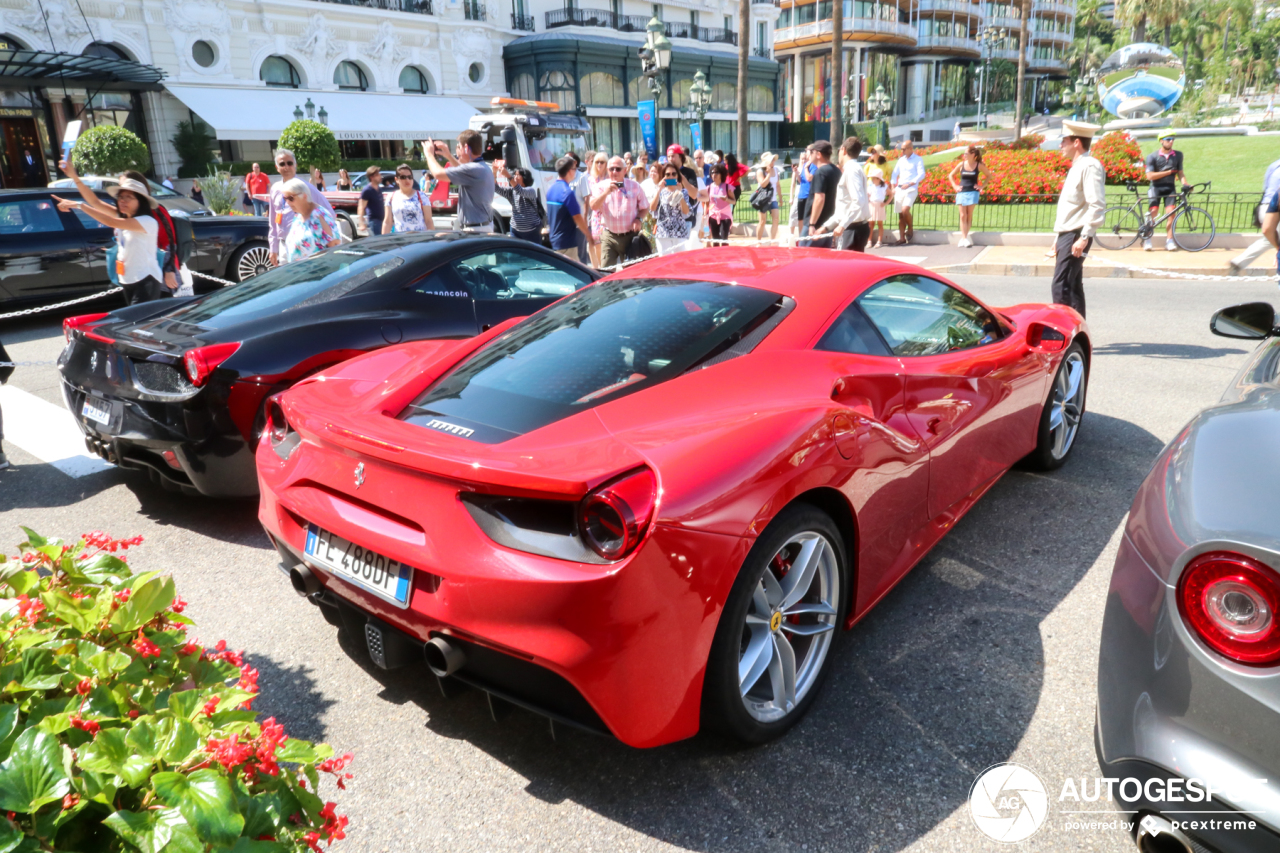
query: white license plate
81 396 111 426
303 524 413 608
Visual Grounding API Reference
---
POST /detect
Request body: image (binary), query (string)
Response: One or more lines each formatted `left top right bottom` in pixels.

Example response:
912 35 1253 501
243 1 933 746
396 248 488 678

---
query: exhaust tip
1137 814 1194 853
424 636 466 677
289 565 321 598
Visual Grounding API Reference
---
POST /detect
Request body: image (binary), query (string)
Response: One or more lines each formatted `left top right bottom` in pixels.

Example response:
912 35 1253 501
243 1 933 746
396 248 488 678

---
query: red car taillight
1177 551 1280 667
578 468 657 560
183 342 241 386
63 313 109 343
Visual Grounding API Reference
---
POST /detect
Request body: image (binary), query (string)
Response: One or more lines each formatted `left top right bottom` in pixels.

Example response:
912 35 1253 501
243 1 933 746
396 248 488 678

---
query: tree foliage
71 125 150 176
171 120 216 178
275 120 340 174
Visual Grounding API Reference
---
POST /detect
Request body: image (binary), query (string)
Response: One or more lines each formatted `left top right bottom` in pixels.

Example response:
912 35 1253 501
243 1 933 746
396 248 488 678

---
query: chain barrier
0 361 56 368
1089 256 1280 283
189 270 238 289
0 287 124 321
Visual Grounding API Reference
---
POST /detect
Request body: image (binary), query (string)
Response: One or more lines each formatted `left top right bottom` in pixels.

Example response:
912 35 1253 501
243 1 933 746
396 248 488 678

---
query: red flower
132 631 161 659
75 678 93 696
202 697 220 718
69 713 100 735
61 793 80 810
206 734 253 770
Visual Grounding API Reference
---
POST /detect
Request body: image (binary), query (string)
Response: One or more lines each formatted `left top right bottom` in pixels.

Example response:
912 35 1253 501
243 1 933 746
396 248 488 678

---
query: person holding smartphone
653 163 693 255
589 155 649 268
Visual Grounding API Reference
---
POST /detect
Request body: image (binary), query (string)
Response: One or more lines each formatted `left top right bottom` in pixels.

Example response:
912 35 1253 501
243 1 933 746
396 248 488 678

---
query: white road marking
0 385 113 478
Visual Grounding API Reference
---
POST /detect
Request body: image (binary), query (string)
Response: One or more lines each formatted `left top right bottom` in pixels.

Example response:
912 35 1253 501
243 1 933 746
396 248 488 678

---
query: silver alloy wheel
1047 351 1085 460
738 531 839 723
236 245 272 282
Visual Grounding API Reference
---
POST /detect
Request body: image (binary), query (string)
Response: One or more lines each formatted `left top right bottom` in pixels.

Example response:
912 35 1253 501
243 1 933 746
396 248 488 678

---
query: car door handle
926 416 943 434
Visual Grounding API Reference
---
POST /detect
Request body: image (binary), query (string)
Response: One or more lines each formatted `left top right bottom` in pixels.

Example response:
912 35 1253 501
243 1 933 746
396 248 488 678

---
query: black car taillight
1178 551 1280 667
63 313 109 343
183 342 241 386
578 468 657 561
265 397 300 460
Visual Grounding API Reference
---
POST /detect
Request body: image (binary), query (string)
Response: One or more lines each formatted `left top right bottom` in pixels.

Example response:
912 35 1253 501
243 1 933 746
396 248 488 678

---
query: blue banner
689 121 702 151
638 100 658 160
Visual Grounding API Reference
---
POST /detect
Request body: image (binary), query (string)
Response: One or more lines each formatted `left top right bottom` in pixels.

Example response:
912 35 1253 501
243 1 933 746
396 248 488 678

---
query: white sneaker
1166 239 1177 251
1143 238 1153 251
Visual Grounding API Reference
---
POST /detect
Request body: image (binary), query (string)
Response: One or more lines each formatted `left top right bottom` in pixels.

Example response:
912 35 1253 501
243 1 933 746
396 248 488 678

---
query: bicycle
1094 181 1216 252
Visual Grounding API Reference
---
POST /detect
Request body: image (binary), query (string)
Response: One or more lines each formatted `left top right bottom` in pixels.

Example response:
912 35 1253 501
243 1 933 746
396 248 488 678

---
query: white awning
164 85 479 142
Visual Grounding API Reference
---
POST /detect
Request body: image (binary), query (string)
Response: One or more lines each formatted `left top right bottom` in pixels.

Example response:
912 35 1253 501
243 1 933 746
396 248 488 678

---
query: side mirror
1027 322 1066 352
1210 302 1276 339
500 127 520 168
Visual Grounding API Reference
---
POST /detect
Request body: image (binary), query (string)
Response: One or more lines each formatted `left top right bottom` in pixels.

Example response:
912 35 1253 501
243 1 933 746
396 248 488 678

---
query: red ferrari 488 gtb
257 248 1089 747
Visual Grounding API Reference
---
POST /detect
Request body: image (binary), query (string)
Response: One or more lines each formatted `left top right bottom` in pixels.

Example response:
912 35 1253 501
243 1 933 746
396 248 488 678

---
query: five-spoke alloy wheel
703 505 847 743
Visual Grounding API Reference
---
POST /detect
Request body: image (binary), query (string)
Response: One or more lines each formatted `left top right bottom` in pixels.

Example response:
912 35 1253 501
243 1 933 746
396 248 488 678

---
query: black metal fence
726 190 1262 235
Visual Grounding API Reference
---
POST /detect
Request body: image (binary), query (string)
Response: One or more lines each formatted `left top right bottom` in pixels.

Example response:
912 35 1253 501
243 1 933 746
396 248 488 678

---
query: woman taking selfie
653 163 693 254
52 159 169 304
279 177 340 263
382 164 434 234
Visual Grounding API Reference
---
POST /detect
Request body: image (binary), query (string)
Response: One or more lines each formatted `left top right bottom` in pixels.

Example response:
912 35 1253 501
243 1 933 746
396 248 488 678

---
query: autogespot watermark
967 763 1271 842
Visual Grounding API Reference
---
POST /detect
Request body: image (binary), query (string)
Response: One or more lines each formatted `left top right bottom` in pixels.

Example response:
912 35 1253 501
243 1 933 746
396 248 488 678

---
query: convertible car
258 248 1090 747
1096 302 1280 853
58 233 598 497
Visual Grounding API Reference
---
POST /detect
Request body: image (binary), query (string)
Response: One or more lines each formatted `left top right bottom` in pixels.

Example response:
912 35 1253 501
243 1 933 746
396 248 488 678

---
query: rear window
164 249 403 329
400 278 782 443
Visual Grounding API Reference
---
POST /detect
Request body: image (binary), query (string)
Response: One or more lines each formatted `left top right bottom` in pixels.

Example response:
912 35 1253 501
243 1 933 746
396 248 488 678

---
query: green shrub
276 121 340 174
171 120 216 180
198 170 243 215
71 126 150 176
0 529 353 852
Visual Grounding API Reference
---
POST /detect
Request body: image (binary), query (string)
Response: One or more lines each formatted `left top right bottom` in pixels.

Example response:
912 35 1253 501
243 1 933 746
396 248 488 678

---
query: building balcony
1028 54 1068 71
1033 0 1074 16
543 8 737 44
984 13 1023 29
754 45 772 57
464 1 486 19
915 34 980 54
315 0 433 14
917 0 982 16
1030 29 1072 44
753 0 782 6
511 11 534 29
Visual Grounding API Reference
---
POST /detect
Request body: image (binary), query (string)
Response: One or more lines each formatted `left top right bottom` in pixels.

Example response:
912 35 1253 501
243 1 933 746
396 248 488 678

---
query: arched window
580 71 623 106
713 81 736 112
399 66 429 94
0 34 28 50
539 68 576 110
334 61 368 91
510 72 535 101
261 55 301 89
747 84 774 112
670 78 694 110
83 42 130 60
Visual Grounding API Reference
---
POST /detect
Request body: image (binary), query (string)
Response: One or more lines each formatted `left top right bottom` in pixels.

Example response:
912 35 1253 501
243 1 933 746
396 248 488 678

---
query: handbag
749 183 776 212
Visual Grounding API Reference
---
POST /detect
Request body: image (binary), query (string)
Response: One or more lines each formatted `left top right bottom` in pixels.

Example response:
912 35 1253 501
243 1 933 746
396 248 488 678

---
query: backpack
625 232 654 262
154 206 194 273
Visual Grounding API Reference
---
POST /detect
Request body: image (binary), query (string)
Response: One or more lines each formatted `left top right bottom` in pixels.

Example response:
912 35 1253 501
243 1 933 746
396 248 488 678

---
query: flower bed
918 149 1071 203
1091 131 1146 185
0 529 352 852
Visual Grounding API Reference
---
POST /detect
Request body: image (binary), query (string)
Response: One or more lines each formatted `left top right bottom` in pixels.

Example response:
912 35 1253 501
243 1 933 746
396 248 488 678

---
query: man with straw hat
1050 120 1107 318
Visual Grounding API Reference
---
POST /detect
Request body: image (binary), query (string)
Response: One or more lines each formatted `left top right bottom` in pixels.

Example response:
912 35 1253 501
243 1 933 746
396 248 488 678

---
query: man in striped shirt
493 163 543 243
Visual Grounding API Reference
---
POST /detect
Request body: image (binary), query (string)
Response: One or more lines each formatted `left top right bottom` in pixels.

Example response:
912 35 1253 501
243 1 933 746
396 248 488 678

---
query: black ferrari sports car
0 189 269 310
58 232 599 496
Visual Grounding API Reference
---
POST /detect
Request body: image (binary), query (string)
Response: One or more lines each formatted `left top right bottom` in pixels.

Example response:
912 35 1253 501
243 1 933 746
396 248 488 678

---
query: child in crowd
707 163 733 246
867 158 888 249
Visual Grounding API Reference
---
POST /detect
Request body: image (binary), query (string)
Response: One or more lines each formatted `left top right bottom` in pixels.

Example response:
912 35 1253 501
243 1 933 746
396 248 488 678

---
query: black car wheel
1024 342 1088 471
335 211 356 241
230 242 271 282
702 504 847 744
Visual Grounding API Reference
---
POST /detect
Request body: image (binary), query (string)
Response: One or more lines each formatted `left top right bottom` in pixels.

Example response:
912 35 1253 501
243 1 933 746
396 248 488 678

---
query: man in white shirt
1230 155 1280 275
815 137 872 252
1050 120 1106 318
890 140 925 244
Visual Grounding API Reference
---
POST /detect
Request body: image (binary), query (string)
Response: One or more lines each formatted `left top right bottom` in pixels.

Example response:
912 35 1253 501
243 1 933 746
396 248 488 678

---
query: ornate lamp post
977 26 1007 129
304 98 316 120
638 17 672 99
318 105 328 126
842 68 864 127
867 84 892 119
293 105 304 122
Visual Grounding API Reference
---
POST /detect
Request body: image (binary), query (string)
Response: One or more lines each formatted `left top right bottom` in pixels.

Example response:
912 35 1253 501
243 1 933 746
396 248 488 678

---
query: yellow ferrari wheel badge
770 611 783 632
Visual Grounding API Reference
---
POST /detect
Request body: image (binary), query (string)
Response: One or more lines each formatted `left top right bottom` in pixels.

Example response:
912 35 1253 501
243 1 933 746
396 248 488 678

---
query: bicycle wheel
1095 206 1142 250
1173 205 1216 252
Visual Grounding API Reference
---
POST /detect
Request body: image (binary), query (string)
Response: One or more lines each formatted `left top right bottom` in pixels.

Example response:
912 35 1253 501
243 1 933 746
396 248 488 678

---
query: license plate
303 524 413 608
81 396 111 426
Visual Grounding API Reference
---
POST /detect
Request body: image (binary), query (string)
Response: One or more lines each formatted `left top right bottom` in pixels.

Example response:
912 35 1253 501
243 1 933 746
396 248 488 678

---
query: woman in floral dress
653 164 694 255
280 178 340 263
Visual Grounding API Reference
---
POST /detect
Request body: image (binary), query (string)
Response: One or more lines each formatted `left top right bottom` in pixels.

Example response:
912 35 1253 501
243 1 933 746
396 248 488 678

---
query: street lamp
867 84 892 119
638 17 672 99
842 68 864 127
977 26 1006 129
304 98 315 120
293 105 304 122
318 105 328 126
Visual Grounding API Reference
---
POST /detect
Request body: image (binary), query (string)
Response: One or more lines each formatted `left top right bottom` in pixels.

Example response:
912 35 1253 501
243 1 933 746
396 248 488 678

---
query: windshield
528 132 590 172
50 177 180 199
400 278 781 442
162 249 404 329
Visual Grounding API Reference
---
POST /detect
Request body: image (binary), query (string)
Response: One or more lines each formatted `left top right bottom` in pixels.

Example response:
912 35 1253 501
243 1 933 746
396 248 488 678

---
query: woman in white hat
53 159 169 304
755 151 781 242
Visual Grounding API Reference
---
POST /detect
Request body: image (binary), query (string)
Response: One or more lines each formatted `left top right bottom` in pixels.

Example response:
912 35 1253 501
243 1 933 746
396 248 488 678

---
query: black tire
1094 206 1142 250
228 241 271 283
701 504 848 744
492 213 509 234
1023 342 1088 471
1173 205 1215 252
334 211 356 242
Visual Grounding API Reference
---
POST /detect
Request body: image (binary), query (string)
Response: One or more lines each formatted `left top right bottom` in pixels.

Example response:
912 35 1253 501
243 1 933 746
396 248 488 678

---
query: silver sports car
1096 301 1280 853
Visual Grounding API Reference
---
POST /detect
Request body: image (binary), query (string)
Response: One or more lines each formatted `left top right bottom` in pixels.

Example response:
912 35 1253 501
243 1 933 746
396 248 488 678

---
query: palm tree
1148 0 1189 47
1115 0 1148 42
830 0 844 145
1075 0 1104 76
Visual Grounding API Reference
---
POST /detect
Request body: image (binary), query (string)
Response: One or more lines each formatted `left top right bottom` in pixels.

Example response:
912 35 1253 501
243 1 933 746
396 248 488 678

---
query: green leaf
228 839 286 853
126 719 161 760
86 648 132 679
18 649 61 692
0 727 71 813
77 727 154 788
275 740 317 764
41 590 98 635
76 767 117 805
0 818 21 853
109 575 175 633
104 809 172 853
71 553 132 585
1 570 38 596
162 718 200 765
155 809 203 853
0 706 18 745
168 690 200 721
18 528 46 548
151 770 243 847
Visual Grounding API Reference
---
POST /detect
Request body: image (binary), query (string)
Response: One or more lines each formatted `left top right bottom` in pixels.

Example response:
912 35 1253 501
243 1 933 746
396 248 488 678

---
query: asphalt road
0 273 1271 853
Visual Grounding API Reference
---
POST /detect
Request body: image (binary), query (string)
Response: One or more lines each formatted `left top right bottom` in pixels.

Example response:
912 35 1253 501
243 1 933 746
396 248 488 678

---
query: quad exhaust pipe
1136 814 1194 853
424 636 466 677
